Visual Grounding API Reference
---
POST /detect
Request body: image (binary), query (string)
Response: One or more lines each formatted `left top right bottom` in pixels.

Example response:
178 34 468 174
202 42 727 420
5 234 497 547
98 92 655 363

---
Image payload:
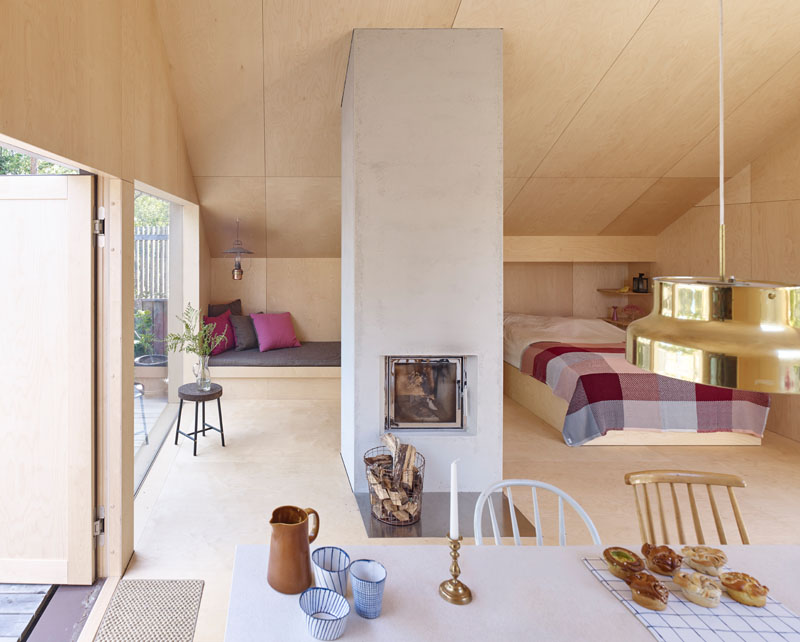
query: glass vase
193 355 211 391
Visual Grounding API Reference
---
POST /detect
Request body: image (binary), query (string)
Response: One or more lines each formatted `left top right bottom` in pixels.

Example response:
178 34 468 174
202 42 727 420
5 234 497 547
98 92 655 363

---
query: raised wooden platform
208 366 340 400
503 361 761 446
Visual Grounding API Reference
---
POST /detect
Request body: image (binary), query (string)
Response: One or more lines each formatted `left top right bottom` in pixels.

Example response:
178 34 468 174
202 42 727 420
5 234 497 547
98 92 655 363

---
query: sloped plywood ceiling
155 0 800 256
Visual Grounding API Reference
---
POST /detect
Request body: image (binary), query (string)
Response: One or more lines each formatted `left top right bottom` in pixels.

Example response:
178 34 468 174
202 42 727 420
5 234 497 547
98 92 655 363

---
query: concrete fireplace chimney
341 29 503 492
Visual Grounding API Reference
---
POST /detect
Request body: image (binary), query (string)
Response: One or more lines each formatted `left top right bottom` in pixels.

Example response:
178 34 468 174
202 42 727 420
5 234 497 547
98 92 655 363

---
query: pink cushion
203 309 234 355
250 312 301 352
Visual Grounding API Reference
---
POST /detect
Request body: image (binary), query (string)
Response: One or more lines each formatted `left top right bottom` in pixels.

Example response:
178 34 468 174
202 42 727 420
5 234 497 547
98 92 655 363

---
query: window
0 144 79 175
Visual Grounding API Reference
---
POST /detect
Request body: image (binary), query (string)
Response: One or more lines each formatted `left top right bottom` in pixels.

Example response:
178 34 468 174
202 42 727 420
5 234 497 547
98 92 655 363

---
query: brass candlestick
439 534 472 605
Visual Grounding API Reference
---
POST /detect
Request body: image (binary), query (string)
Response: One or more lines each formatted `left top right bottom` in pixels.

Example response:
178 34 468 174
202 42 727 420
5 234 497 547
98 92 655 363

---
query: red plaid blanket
520 342 770 446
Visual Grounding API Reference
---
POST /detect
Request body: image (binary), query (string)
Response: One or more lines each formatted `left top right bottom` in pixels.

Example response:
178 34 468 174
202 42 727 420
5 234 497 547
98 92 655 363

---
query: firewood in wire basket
369 474 389 501
391 509 411 522
401 445 416 489
364 454 393 468
382 433 400 459
392 444 408 487
405 502 420 517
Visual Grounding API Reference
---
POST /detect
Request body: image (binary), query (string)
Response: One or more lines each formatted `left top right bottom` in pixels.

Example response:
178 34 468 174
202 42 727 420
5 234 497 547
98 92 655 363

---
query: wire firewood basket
364 444 425 526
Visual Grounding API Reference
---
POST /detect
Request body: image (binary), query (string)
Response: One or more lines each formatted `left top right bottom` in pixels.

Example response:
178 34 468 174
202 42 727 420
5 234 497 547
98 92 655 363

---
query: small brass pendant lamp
223 218 254 280
626 0 800 394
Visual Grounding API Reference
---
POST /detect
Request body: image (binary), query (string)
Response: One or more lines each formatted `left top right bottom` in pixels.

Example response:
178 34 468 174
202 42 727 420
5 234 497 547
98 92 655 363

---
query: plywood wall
504 262 653 320
655 122 800 441
208 258 340 342
0 0 196 204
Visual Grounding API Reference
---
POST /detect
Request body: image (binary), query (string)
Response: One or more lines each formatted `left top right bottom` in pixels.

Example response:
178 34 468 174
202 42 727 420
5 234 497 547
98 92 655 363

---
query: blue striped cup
311 547 351 596
349 559 387 619
299 587 350 641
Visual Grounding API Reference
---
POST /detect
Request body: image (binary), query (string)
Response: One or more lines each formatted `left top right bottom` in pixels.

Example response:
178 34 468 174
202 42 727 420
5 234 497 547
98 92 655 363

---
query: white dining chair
473 479 602 546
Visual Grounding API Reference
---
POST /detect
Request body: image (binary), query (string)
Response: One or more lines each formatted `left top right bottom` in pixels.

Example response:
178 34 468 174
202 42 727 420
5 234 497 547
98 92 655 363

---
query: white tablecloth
224 544 800 642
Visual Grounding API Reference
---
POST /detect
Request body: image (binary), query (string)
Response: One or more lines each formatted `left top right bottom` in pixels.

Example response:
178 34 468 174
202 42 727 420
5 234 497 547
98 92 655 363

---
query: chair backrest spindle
532 487 543 546
669 483 686 544
486 495 501 546
655 483 669 545
687 483 705 544
507 488 521 546
727 487 750 545
707 485 726 544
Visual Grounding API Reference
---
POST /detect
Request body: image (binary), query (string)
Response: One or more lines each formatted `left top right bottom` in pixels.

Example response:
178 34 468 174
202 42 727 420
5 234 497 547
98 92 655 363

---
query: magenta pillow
203 309 234 355
250 312 301 352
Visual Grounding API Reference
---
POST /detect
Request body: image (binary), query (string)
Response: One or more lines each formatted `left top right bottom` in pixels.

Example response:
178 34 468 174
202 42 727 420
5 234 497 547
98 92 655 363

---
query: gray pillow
230 314 258 351
208 299 243 317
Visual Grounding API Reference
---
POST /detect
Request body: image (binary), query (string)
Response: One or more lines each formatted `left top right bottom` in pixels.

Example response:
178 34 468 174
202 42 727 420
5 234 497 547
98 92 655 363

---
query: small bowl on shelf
299 587 350 640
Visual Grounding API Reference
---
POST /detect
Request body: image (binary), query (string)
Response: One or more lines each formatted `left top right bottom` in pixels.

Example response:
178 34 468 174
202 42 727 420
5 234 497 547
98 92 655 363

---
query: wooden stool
175 383 225 456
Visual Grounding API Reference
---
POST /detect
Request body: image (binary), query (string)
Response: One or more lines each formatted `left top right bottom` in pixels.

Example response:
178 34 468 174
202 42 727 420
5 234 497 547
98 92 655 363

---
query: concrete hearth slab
355 492 535 539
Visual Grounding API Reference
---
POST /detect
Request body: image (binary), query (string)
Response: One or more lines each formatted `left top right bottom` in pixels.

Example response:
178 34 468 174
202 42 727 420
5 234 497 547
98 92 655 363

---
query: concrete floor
125 396 800 642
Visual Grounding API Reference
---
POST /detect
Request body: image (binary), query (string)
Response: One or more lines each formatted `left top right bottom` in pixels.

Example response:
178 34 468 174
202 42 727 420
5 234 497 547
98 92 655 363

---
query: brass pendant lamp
223 218 254 280
626 0 800 394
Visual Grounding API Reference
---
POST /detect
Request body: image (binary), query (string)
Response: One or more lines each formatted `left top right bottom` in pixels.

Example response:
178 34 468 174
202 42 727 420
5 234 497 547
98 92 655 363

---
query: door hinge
93 505 105 537
92 219 105 236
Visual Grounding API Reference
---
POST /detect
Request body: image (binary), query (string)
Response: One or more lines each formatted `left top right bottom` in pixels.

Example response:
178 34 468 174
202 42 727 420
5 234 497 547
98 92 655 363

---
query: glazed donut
720 572 769 607
603 547 645 583
673 571 722 608
629 572 669 611
681 546 727 576
641 543 682 576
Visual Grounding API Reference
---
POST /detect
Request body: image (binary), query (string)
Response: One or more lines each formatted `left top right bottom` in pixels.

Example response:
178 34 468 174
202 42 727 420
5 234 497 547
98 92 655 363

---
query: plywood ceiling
154 0 800 255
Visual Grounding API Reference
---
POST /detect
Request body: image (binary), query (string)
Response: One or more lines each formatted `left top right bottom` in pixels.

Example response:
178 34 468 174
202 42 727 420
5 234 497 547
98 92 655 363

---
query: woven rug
95 579 204 642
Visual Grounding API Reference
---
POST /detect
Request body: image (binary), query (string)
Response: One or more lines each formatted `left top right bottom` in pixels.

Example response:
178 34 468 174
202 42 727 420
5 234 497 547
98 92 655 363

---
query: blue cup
312 546 351 596
349 559 387 619
299 587 350 641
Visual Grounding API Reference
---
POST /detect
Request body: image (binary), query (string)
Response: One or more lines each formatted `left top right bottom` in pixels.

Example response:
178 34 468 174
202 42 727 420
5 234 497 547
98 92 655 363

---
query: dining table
224 544 800 641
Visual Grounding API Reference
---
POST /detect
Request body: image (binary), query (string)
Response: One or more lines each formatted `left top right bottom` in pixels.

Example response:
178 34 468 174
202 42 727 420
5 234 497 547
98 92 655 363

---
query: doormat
94 579 204 642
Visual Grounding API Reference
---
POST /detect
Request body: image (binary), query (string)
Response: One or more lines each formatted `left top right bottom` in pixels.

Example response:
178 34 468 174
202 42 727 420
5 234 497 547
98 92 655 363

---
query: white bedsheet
503 313 627 368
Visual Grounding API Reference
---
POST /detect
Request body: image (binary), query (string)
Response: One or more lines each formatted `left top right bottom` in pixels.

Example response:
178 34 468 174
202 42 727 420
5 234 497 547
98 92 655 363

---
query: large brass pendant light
626 0 800 394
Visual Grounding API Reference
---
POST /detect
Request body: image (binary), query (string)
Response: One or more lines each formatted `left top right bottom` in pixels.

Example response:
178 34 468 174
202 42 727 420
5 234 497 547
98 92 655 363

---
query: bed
503 313 770 446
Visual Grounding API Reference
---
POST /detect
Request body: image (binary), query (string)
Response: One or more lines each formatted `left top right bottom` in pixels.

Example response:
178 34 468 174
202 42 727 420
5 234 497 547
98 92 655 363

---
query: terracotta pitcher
267 506 320 594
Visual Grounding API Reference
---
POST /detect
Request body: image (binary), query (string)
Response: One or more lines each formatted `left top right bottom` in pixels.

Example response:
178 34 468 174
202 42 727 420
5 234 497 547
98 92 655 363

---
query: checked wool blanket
519 341 770 447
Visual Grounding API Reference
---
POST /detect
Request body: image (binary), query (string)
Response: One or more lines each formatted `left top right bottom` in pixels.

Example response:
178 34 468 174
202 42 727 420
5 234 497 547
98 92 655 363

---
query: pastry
641 543 682 576
629 572 669 611
603 547 644 582
673 571 722 608
681 546 727 576
720 572 769 607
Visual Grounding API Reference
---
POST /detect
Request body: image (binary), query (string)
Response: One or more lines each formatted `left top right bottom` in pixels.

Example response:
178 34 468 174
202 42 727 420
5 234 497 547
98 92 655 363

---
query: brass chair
624 470 750 545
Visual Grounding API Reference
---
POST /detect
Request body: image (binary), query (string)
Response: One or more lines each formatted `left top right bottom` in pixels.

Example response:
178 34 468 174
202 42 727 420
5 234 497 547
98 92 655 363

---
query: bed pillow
230 314 259 351
208 299 243 318
203 309 234 355
250 312 301 352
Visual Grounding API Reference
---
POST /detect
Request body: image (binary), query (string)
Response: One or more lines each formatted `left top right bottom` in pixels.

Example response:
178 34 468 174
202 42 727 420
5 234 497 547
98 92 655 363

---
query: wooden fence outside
135 226 169 353
134 226 168 300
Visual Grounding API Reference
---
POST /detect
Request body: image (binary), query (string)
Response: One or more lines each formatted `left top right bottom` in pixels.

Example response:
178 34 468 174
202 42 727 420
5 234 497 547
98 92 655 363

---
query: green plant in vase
166 303 227 391
134 309 156 358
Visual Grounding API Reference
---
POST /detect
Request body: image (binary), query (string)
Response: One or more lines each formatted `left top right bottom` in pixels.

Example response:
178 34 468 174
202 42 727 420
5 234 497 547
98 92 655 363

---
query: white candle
449 459 459 539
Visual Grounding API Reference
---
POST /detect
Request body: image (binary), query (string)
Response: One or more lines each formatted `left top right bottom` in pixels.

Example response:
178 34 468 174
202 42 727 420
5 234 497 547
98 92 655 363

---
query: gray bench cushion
207 342 340 367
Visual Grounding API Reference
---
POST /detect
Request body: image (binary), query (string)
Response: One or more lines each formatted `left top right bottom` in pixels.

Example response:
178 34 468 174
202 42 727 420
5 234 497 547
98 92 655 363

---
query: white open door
0 175 95 584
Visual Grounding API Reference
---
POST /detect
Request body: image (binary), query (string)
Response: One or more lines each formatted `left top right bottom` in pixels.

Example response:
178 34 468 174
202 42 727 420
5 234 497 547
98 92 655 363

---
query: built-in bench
208 341 341 400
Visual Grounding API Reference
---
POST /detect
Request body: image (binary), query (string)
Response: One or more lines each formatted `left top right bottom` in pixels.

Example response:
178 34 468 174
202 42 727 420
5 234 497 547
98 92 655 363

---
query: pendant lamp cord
718 0 726 281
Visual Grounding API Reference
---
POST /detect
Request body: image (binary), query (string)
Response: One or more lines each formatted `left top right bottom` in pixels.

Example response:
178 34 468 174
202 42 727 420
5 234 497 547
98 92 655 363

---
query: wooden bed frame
503 362 761 446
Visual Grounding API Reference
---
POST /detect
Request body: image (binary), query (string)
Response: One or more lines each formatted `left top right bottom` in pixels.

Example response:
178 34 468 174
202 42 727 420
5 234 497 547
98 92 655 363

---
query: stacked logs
365 434 423 524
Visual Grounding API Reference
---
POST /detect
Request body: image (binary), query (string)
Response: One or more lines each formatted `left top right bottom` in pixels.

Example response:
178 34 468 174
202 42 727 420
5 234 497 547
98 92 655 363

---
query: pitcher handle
305 508 320 543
